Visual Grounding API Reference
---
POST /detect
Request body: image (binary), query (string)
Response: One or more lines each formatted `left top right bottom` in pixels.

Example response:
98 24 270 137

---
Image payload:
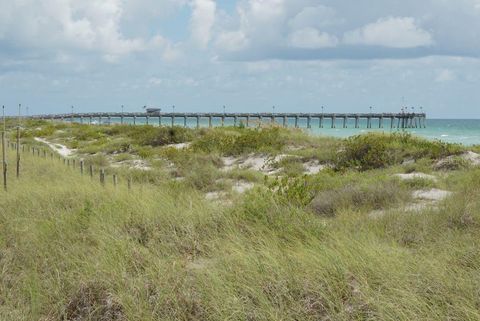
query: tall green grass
1 145 480 320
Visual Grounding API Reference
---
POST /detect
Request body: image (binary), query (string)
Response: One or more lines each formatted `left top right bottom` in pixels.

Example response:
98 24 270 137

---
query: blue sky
1 0 480 118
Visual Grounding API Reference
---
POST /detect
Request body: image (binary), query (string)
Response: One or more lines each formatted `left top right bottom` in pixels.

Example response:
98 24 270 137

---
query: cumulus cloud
0 0 145 57
343 17 434 48
288 28 338 49
190 0 216 49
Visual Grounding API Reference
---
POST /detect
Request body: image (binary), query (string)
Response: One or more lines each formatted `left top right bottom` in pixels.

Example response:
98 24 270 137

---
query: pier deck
32 112 427 129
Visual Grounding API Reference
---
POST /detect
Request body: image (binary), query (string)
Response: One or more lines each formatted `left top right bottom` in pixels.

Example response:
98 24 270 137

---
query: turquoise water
75 117 480 146
310 119 480 146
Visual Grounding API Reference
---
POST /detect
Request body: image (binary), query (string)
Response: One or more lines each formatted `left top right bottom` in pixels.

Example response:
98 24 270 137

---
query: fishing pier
32 112 427 129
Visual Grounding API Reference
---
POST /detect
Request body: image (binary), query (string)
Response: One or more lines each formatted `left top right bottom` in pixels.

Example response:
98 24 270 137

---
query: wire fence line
1 138 133 192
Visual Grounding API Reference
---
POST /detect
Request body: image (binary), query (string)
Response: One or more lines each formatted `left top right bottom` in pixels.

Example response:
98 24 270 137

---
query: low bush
336 132 463 171
123 125 193 146
192 127 286 155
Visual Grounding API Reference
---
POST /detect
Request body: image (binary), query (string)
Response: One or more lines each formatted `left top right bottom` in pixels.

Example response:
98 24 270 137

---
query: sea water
78 117 480 146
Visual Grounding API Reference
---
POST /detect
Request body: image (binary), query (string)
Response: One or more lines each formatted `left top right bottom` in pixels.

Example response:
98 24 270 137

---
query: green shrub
277 157 306 177
192 127 286 156
106 125 193 147
267 175 317 207
337 133 463 171
337 133 392 170
135 146 155 159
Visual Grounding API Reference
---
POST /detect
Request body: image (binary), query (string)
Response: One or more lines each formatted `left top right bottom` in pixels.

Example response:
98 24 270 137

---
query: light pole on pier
71 106 74 123
121 105 124 114
223 105 226 114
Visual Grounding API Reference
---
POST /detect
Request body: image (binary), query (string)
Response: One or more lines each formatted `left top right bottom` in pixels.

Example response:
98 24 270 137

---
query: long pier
32 112 427 129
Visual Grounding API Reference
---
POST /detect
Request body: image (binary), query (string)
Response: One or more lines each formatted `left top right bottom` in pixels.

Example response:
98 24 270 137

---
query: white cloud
0 0 146 57
215 31 249 52
288 28 338 49
190 0 216 49
344 17 434 48
288 5 341 30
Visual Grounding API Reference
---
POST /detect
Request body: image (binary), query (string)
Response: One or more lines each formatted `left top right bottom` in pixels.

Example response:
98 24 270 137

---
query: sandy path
34 137 75 157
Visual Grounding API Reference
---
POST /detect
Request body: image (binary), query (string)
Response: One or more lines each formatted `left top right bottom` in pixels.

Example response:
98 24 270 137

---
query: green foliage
135 145 155 159
192 127 286 156
338 133 391 170
277 156 306 177
102 125 193 147
337 132 464 171
267 175 316 206
399 177 436 190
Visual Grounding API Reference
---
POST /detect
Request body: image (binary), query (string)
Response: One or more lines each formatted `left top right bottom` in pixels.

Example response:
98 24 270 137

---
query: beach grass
1 123 480 320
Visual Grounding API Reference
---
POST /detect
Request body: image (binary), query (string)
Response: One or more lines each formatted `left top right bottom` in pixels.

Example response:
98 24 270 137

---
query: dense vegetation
1 120 480 320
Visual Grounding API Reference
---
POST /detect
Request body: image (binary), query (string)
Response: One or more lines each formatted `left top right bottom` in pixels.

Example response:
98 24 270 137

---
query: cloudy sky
1 0 479 118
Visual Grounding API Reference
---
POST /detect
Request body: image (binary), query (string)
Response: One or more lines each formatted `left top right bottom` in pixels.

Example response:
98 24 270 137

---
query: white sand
232 181 255 193
221 154 274 173
34 137 74 157
462 151 480 166
394 173 438 182
164 142 191 150
435 151 480 169
222 154 325 176
205 191 228 200
369 188 452 218
412 188 452 201
303 160 326 175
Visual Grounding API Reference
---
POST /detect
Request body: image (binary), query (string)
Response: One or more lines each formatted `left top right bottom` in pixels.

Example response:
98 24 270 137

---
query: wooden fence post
89 165 93 179
100 169 105 186
1 132 6 191
80 160 84 175
16 126 20 178
127 178 132 190
113 174 117 187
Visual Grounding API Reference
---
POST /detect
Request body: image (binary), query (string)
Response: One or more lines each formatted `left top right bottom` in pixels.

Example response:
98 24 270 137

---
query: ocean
82 117 480 146
309 119 480 146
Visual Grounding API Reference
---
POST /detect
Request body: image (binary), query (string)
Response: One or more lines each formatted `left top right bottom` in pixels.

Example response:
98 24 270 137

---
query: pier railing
30 112 427 129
